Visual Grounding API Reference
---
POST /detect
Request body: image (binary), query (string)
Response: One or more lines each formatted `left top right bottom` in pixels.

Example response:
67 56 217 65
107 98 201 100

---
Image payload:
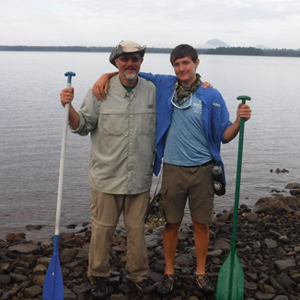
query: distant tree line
0 46 115 52
0 45 299 57
203 46 300 57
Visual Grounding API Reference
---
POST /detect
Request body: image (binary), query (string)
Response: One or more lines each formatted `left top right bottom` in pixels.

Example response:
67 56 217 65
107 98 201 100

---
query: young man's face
172 56 199 87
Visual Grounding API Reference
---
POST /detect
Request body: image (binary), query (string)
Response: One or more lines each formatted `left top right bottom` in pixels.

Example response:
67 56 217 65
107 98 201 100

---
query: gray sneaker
194 274 214 295
157 274 177 296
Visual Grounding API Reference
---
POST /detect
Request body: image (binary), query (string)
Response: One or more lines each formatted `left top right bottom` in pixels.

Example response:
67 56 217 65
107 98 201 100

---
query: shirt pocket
102 113 125 136
211 103 222 122
138 112 156 135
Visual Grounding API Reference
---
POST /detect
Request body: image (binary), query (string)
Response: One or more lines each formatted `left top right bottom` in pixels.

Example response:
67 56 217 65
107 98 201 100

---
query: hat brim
109 46 146 67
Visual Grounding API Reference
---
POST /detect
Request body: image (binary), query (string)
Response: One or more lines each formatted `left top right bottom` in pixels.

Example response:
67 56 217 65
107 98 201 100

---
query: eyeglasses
170 90 192 109
118 56 141 63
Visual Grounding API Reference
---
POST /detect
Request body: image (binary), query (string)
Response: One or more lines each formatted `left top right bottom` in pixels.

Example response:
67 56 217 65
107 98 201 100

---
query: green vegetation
0 45 299 57
203 46 300 57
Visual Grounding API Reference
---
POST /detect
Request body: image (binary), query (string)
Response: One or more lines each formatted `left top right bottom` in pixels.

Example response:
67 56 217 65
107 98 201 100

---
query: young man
60 40 157 299
92 44 251 297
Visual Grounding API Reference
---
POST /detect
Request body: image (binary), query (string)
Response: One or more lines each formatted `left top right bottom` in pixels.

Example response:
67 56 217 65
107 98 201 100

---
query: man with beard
60 40 157 299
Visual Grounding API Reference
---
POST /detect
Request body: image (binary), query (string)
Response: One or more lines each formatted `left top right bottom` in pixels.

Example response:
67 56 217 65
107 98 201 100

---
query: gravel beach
1 185 300 300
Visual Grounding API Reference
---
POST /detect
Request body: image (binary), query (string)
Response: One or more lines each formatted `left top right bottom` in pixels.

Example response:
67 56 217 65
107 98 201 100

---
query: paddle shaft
228 95 250 299
231 107 245 251
54 72 75 235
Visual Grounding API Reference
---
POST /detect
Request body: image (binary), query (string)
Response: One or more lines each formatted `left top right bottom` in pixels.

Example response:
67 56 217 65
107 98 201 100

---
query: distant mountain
194 39 230 49
255 44 271 49
205 39 230 48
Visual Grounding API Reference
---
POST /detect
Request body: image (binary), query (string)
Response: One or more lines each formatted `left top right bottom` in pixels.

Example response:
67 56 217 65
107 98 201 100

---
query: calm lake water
0 51 299 242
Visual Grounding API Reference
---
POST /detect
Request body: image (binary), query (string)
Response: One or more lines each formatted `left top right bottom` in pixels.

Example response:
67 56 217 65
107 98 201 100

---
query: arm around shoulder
92 72 119 100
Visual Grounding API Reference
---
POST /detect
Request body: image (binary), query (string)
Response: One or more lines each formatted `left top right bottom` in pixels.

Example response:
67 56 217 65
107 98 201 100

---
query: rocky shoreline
1 183 300 300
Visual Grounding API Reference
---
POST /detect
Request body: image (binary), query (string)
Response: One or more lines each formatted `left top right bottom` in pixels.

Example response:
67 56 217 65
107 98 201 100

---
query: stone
72 282 92 296
8 243 41 254
9 272 28 282
255 219 266 231
145 234 159 248
178 231 188 240
254 196 300 214
276 272 297 289
253 259 264 268
254 291 275 299
64 286 77 300
269 276 285 293
175 254 193 266
217 212 231 221
290 189 300 196
274 259 296 274
1 291 17 300
150 261 165 273
0 275 11 285
31 274 45 287
32 263 47 275
213 239 231 251
26 224 42 230
207 249 223 257
4 232 26 242
243 212 259 223
23 285 43 298
259 284 275 293
36 257 51 267
59 232 75 241
76 244 89 259
273 296 289 300
110 294 129 300
244 281 258 290
285 183 299 189
61 248 78 260
264 238 278 249
291 272 300 283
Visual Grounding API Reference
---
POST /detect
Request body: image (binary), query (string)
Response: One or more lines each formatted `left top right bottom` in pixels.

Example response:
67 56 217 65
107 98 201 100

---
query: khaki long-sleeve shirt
72 75 156 195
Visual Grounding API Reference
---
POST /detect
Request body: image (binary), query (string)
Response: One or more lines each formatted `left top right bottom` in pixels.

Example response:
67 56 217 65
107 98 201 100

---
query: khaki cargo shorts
161 162 215 224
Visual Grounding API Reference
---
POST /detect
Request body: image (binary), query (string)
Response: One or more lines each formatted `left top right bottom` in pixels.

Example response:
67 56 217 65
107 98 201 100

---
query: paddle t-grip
64 71 76 88
237 95 251 105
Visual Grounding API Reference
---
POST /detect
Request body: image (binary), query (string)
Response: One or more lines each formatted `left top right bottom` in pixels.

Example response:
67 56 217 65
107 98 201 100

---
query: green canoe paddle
216 95 251 300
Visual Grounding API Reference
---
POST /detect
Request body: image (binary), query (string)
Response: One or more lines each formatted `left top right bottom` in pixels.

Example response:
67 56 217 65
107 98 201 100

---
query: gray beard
124 71 138 80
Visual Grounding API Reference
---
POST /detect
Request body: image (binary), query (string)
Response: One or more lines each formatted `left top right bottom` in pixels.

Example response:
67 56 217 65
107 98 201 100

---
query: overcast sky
1 0 300 49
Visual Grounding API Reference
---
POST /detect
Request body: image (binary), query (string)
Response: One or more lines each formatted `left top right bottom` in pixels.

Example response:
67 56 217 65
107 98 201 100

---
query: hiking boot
90 277 109 299
194 274 214 295
129 277 156 294
157 274 177 296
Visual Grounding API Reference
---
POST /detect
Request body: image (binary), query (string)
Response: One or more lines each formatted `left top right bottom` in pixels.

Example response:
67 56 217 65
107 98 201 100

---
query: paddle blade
42 252 64 300
216 251 244 300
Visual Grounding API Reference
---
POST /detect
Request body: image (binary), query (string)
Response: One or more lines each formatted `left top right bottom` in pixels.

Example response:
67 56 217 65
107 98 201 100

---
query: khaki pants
87 189 149 282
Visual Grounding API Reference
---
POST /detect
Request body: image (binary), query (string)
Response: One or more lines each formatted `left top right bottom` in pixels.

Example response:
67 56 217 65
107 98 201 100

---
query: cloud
0 0 299 49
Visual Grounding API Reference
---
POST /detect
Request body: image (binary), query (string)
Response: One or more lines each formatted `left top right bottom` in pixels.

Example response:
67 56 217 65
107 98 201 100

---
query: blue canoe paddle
43 72 76 300
216 95 251 300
